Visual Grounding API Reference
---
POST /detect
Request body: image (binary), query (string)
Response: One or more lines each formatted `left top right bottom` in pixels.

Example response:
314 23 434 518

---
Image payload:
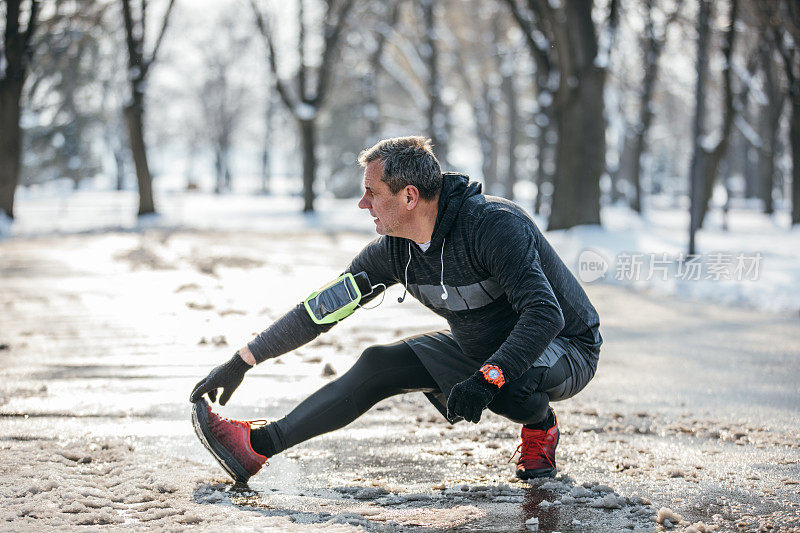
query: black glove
190 353 252 405
446 371 500 423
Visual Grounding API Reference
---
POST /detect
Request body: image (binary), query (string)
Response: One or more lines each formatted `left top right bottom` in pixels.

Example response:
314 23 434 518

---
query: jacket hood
427 172 482 252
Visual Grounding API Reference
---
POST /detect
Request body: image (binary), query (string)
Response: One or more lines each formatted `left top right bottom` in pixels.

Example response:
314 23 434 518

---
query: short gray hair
358 136 442 200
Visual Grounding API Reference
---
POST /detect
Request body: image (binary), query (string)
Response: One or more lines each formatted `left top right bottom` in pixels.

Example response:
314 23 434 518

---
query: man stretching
190 136 601 483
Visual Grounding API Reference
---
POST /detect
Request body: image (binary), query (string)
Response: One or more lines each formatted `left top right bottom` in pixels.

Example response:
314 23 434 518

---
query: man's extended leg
251 340 438 456
193 340 438 482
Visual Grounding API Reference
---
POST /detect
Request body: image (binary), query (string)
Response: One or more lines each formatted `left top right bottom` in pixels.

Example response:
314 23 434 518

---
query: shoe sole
516 467 557 480
191 401 250 483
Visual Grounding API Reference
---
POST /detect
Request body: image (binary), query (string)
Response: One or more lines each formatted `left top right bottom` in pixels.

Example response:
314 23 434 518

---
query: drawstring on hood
396 173 481 305
439 238 448 300
397 242 412 303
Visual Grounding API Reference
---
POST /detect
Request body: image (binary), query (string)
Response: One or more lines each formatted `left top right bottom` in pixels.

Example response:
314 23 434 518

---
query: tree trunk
0 80 24 219
548 70 604 230
615 130 636 204
688 0 711 255
629 31 662 213
475 84 498 195
114 141 126 191
760 44 781 214
534 114 553 215
184 143 198 191
758 100 777 214
260 141 271 194
744 119 759 199
364 2 398 145
299 118 316 213
791 98 800 225
216 137 232 193
224 150 232 191
738 100 758 200
214 148 223 194
364 68 380 143
251 0 352 213
0 0 38 220
124 94 156 216
696 0 738 228
421 0 448 167
504 0 555 215
260 93 275 194
722 174 731 231
547 1 605 231
502 64 518 200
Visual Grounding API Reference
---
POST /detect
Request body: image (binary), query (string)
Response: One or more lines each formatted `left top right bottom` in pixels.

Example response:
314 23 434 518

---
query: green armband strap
303 272 371 324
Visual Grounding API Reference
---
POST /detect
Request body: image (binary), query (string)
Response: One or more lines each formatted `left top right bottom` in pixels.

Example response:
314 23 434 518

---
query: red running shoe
512 413 559 479
191 400 268 483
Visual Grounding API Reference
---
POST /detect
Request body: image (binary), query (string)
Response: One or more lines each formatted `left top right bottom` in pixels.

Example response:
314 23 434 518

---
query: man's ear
404 185 420 210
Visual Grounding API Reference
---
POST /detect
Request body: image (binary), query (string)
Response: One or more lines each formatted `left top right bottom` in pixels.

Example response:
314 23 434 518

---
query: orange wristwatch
479 364 505 388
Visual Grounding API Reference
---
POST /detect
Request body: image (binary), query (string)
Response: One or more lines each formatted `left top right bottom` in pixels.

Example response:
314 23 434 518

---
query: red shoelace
209 411 268 432
508 430 556 469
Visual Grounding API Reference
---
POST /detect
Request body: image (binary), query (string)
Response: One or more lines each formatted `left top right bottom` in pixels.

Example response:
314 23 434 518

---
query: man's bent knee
353 344 395 373
487 389 549 425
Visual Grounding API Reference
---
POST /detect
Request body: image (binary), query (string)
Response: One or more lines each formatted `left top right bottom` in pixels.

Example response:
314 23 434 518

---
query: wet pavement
1 229 799 531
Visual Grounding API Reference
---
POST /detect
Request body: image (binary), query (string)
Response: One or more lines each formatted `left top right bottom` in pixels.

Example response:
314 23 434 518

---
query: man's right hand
190 352 252 405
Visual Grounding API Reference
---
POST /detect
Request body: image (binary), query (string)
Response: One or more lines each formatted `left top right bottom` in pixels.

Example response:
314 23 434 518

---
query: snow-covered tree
120 0 176 216
251 0 355 213
23 1 113 190
0 0 39 219
504 0 608 231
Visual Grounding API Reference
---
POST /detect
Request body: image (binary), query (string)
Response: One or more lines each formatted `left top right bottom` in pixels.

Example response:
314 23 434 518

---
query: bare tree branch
369 0 400 77
773 27 797 92
1 0 39 82
298 0 307 101
537 2 576 110
121 0 141 74
501 0 550 76
313 0 355 107
249 0 297 113
385 27 427 90
141 0 147 45
22 0 39 54
666 0 684 26
780 0 800 45
3 1 21 77
716 0 740 153
141 0 175 79
5 0 22 61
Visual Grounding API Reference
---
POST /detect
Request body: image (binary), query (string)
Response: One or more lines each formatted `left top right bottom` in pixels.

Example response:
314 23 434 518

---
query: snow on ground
5 184 799 315
2 222 799 531
1 180 799 530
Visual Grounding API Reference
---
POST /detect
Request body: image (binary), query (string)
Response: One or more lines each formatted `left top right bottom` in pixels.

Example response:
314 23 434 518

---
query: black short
404 331 599 422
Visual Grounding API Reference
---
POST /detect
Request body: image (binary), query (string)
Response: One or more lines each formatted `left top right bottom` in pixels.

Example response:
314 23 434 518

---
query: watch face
488 369 499 380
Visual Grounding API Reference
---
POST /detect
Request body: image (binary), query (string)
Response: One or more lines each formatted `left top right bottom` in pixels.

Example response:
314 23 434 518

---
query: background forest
1 0 798 252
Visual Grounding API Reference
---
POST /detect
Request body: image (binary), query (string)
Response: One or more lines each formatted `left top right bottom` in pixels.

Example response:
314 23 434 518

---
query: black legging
261 340 439 455
257 340 570 455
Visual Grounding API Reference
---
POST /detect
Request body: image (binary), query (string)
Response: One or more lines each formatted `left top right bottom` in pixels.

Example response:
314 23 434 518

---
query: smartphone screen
309 276 358 321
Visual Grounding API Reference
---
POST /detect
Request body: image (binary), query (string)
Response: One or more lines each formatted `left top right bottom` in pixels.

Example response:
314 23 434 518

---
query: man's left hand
446 372 500 423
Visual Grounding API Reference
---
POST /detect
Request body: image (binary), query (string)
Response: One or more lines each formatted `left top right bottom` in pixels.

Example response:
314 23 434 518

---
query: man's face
358 161 407 237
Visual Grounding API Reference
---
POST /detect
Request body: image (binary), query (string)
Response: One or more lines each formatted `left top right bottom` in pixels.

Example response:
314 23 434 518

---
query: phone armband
303 272 371 324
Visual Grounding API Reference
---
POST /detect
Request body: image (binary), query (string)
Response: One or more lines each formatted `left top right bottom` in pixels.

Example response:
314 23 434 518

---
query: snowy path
1 229 798 531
